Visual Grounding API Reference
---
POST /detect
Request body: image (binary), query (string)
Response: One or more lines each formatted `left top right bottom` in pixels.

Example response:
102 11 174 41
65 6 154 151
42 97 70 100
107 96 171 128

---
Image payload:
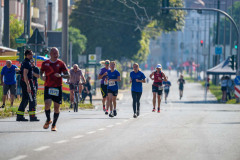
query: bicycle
68 82 83 112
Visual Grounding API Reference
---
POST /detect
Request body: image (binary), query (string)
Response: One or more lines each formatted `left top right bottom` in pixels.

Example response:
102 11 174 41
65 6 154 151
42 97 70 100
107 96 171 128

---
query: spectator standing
81 76 92 104
221 76 228 102
0 60 20 108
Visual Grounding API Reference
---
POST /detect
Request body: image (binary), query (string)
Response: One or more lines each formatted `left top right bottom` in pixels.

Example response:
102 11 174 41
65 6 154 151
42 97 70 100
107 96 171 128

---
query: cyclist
163 76 171 104
149 64 167 113
98 60 110 114
68 64 85 108
130 63 146 118
107 61 121 117
40 47 69 131
177 75 185 100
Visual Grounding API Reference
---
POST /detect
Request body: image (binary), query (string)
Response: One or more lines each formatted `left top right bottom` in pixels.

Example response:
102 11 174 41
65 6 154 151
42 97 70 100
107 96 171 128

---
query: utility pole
27 0 31 38
223 0 227 60
229 0 233 56
62 0 68 64
3 0 9 47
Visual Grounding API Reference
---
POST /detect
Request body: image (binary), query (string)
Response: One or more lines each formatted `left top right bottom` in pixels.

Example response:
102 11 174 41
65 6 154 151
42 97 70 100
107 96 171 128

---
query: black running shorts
152 85 162 95
44 86 62 104
101 84 108 98
107 89 118 97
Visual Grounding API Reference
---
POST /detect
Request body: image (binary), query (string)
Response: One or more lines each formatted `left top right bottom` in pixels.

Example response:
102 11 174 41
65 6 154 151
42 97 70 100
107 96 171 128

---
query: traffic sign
215 46 222 55
234 76 240 85
88 54 96 64
15 38 26 44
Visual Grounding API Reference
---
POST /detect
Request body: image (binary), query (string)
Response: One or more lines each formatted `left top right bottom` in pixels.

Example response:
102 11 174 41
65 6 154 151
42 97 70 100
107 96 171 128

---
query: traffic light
234 41 237 49
200 40 203 47
235 44 238 49
41 47 49 57
17 46 24 63
162 0 169 14
229 55 235 70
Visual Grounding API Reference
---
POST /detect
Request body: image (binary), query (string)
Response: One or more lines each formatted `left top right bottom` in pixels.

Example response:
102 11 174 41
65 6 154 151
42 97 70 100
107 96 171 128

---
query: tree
56 27 87 64
70 0 185 62
9 15 24 49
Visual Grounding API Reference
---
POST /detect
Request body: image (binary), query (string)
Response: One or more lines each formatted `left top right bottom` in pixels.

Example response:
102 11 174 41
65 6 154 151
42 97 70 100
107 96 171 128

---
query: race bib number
109 81 116 87
164 86 169 90
48 88 59 96
158 86 163 90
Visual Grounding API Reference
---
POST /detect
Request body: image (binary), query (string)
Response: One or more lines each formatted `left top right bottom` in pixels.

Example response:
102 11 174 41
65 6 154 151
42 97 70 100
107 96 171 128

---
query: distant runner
177 75 185 100
130 63 146 118
149 64 167 113
163 76 171 104
98 60 110 114
107 61 121 117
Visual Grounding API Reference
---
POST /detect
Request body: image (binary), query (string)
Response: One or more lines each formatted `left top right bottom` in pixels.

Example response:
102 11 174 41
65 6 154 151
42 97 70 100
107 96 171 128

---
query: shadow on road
170 100 218 104
210 122 240 125
72 118 129 120
0 131 48 133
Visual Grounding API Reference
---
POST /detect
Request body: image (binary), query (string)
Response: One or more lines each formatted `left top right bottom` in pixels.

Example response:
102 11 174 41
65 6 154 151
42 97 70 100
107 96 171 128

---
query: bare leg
112 96 117 110
152 92 156 108
10 94 15 106
108 93 113 112
2 95 6 105
157 95 161 108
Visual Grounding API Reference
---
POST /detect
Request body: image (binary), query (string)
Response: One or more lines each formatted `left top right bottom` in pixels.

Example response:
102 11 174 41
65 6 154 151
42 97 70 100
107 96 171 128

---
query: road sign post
15 38 26 44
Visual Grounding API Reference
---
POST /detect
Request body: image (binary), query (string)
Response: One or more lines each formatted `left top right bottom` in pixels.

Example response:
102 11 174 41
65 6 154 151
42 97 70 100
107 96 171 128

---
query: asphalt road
1 71 240 160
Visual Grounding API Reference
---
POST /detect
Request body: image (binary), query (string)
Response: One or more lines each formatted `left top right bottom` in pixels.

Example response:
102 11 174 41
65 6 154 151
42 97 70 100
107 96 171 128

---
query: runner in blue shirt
130 63 146 118
163 76 171 104
107 61 121 117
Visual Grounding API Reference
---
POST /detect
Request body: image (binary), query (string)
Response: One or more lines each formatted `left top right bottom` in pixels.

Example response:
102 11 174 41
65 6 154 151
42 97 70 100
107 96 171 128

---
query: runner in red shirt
149 64 167 113
40 47 69 131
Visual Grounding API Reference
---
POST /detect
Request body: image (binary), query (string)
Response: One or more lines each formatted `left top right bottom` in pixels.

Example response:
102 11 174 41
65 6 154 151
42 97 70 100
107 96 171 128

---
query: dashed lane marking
98 128 106 131
72 135 84 139
9 155 28 160
87 131 96 134
54 140 69 144
34 146 50 151
106 125 114 128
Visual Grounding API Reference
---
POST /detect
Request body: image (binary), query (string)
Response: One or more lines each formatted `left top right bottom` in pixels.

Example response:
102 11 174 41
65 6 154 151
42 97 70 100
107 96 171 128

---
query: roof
0 46 17 52
207 58 236 75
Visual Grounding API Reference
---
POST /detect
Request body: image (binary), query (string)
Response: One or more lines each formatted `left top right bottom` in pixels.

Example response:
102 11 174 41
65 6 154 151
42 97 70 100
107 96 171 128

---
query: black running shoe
113 110 117 116
30 117 40 122
16 116 28 122
1 104 5 108
133 113 137 118
105 110 108 115
109 112 114 117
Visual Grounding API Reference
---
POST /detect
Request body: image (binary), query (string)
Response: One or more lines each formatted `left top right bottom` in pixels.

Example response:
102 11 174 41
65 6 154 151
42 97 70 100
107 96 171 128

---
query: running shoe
109 112 114 117
157 108 160 113
152 108 156 112
105 110 108 115
103 106 106 111
51 125 57 131
1 104 5 108
30 117 40 122
133 113 137 118
43 120 52 129
113 110 117 116
16 116 28 122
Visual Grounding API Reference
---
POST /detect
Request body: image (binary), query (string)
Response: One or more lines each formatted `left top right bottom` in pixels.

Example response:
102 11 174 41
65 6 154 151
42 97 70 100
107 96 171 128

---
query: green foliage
9 15 24 49
56 27 87 64
70 0 185 63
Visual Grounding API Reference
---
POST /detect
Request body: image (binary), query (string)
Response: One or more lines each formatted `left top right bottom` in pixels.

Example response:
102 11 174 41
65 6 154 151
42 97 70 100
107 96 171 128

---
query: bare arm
33 72 40 78
162 72 167 82
40 70 46 81
98 72 107 79
136 79 146 83
81 74 86 84
61 71 70 79
0 75 3 85
149 72 154 80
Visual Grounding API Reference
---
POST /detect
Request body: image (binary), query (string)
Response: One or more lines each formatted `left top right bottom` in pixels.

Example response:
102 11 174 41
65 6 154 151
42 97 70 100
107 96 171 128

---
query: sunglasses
105 62 109 64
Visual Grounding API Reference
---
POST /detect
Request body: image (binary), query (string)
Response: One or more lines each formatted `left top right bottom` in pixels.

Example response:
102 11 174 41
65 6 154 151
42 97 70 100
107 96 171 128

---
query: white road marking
129 118 134 120
123 120 128 122
106 125 114 128
87 131 96 134
98 128 106 131
9 155 28 160
54 140 69 144
72 135 84 139
34 146 50 151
